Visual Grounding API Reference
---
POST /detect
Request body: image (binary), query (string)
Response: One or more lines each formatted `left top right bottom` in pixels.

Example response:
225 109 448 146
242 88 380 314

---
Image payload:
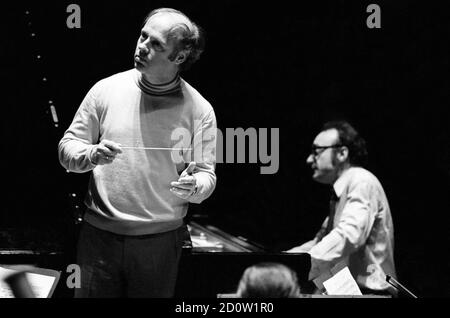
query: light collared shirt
308 167 397 292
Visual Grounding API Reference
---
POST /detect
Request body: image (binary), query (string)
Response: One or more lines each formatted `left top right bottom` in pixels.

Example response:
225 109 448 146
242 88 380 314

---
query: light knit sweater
58 69 217 235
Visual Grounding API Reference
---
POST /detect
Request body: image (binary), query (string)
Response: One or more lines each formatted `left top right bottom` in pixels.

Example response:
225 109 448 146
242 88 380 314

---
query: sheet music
322 266 362 295
0 266 56 298
191 236 224 248
0 267 15 298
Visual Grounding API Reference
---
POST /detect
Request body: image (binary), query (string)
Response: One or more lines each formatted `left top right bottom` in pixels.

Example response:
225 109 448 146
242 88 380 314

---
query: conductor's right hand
90 140 122 165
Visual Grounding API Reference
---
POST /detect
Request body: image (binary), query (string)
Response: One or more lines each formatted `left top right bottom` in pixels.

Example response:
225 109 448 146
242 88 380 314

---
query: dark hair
236 262 301 298
322 120 368 167
144 8 205 71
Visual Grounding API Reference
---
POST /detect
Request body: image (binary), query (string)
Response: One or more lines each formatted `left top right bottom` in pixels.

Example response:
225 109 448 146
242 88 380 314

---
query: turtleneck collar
135 71 181 96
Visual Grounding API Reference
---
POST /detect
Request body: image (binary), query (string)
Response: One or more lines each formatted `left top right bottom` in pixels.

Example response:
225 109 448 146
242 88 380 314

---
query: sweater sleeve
58 83 102 173
187 109 217 204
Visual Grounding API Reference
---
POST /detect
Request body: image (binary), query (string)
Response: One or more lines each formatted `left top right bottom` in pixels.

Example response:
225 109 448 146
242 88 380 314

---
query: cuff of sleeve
87 145 98 166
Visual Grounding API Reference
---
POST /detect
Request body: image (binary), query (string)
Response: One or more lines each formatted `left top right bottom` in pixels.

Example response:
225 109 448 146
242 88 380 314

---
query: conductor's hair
144 8 205 71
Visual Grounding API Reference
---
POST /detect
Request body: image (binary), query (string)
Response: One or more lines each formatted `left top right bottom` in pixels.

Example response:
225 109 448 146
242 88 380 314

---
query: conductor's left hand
170 162 198 199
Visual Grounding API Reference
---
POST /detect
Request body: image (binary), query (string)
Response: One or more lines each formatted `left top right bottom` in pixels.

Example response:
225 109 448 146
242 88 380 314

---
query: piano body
175 220 311 297
1 220 311 298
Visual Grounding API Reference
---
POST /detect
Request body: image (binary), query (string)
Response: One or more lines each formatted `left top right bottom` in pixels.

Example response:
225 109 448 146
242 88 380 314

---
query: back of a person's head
236 262 301 298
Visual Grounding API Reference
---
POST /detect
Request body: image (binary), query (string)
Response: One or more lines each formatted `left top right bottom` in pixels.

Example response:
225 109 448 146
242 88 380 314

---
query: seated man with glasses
286 120 397 296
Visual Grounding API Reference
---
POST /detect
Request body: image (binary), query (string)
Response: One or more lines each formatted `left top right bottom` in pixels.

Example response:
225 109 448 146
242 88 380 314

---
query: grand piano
175 218 312 297
0 218 311 298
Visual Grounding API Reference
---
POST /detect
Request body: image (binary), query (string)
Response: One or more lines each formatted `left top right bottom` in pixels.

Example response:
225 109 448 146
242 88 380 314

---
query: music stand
386 275 418 298
0 265 61 298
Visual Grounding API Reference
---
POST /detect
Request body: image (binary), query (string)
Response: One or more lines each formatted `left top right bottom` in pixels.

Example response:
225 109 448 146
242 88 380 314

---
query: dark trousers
74 222 186 298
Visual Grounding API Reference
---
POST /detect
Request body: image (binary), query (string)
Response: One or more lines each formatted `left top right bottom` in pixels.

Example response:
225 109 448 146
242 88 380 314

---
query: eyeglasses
310 144 343 157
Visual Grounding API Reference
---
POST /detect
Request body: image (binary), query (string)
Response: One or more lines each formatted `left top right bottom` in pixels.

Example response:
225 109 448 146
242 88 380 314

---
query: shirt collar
333 167 354 198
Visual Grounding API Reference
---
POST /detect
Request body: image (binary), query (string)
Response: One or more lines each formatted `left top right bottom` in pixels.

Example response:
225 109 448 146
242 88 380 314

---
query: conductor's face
306 129 341 184
134 12 187 76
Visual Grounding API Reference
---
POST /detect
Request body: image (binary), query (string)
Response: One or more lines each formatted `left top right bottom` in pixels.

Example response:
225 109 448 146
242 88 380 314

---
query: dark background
3 1 450 297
